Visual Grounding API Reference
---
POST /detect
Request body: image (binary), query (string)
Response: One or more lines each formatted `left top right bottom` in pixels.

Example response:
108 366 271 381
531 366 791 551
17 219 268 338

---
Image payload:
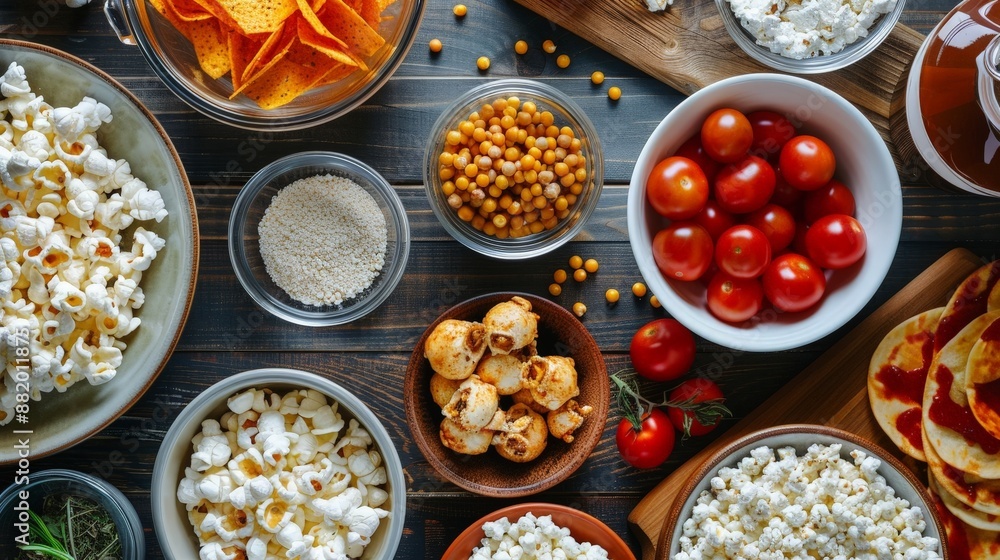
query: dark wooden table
2 0 998 557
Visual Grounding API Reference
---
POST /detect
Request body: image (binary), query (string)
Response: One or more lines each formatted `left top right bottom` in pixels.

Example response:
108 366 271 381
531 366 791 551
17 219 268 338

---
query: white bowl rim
151 367 406 560
626 73 902 352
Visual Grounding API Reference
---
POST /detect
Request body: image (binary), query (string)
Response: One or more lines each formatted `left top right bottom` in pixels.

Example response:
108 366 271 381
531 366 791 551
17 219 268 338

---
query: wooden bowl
403 292 609 497
442 502 636 559
657 424 949 559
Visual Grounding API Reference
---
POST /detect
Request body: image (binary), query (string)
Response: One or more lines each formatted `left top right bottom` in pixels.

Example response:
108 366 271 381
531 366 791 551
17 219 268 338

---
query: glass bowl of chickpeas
423 79 604 260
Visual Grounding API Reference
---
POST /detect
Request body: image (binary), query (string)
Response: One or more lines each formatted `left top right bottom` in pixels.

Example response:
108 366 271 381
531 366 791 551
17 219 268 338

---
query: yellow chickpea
569 255 583 269
429 38 443 53
573 269 587 282
650 295 662 308
477 56 490 71
556 54 570 68
632 282 647 297
591 71 605 85
542 39 556 53
583 258 598 273
549 283 562 297
515 40 528 55
606 289 620 303
554 269 568 284
608 86 622 101
453 3 467 16
572 302 587 317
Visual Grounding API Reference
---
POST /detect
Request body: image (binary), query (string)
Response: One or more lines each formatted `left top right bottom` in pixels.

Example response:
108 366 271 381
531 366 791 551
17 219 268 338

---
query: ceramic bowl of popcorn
442 503 637 560
0 40 198 463
151 368 405 560
659 425 947 560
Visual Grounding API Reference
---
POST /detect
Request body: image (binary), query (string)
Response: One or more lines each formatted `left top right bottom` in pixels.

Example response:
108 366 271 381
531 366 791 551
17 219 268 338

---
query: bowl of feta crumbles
151 368 406 560
660 424 947 560
442 503 637 560
229 151 410 326
717 0 907 72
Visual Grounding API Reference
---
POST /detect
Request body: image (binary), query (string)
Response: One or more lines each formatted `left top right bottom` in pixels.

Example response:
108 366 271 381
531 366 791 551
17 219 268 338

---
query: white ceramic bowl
627 74 901 352
660 425 946 560
0 39 198 462
151 368 406 560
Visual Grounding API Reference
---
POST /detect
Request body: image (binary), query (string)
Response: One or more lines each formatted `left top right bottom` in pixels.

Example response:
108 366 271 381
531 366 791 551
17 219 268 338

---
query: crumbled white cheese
471 512 610 560
727 0 896 59
673 443 941 560
644 0 673 12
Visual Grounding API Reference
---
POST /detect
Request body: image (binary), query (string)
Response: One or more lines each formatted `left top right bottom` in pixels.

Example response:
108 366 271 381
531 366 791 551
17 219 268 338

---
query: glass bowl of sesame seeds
229 151 410 326
424 79 604 260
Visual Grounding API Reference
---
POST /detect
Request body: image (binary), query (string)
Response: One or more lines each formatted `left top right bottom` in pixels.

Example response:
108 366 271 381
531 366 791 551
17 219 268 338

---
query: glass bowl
229 152 410 326
103 0 426 130
715 0 907 73
423 79 604 260
0 469 145 559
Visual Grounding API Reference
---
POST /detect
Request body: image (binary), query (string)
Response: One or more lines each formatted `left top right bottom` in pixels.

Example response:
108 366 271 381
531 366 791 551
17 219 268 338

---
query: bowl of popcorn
716 0 907 72
404 293 609 497
229 151 410 327
423 79 604 260
151 368 405 560
442 503 637 560
0 40 198 463
660 424 947 560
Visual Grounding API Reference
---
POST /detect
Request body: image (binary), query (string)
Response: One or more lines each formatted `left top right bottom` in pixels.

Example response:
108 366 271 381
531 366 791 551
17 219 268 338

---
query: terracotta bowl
442 503 637 560
658 424 948 559
403 292 609 497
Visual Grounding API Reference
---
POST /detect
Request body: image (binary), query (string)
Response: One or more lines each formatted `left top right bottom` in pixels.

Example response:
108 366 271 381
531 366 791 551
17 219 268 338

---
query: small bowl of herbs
0 469 144 559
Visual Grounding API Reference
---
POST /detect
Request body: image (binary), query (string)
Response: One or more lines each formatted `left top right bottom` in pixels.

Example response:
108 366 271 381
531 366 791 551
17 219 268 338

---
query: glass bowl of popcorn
151 368 406 560
660 425 947 560
715 0 907 73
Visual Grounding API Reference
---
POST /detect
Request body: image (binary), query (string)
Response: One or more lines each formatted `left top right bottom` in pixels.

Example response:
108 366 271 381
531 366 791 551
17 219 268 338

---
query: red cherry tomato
713 155 776 214
762 253 827 313
652 222 714 281
616 408 676 469
667 378 727 436
693 200 736 240
715 225 771 279
743 203 797 253
629 318 697 382
707 272 764 323
770 169 803 209
646 156 710 220
805 214 867 269
674 134 722 183
803 180 857 224
747 110 796 161
779 136 836 191
701 108 753 164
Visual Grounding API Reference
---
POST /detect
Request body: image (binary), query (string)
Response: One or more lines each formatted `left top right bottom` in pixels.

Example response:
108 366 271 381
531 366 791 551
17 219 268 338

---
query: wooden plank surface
628 248 983 559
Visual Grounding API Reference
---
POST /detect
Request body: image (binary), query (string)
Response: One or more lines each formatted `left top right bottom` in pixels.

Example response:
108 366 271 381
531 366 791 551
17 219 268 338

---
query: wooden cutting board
627 248 983 560
512 0 926 169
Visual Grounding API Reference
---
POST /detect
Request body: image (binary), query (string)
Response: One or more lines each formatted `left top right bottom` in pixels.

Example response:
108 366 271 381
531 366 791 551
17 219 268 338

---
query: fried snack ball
483 296 539 355
492 403 548 462
522 355 580 411
430 374 463 409
440 417 492 455
475 353 526 395
442 376 502 432
546 399 593 443
511 387 550 415
424 319 487 380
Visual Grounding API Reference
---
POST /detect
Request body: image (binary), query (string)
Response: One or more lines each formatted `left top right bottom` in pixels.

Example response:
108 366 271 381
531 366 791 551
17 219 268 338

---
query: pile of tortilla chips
868 260 1000 558
149 0 396 109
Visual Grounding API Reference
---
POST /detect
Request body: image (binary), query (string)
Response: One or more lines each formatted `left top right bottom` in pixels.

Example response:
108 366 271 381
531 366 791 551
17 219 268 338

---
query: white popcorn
472 513 609 559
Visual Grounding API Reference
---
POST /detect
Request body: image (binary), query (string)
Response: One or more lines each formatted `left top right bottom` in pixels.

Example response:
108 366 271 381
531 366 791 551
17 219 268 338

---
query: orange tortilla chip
188 0 241 29
240 22 296 86
315 0 385 58
151 0 231 79
295 14 364 69
227 30 263 91
212 0 298 34
240 39 340 109
164 0 213 21
345 0 381 29
313 62 356 86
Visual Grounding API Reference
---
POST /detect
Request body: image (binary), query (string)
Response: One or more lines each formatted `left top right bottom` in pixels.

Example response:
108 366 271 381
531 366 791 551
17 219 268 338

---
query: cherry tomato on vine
779 136 836 191
805 214 867 269
743 203 797 254
802 180 856 224
693 200 736 240
674 134 722 182
762 253 827 313
701 108 753 164
667 378 729 436
646 156 710 220
707 272 764 323
652 222 714 281
615 407 676 469
714 155 776 214
715 225 771 279
747 110 796 160
629 318 696 382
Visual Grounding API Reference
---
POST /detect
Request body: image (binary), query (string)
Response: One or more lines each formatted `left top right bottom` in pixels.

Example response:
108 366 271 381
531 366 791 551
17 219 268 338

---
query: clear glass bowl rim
423 78 605 260
714 0 908 74
228 151 411 326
